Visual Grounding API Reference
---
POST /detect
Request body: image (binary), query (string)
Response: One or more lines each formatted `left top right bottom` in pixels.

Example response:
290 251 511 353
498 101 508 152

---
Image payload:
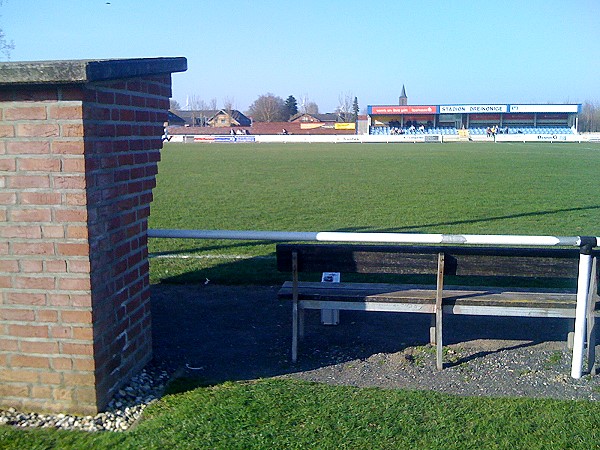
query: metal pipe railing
148 228 594 247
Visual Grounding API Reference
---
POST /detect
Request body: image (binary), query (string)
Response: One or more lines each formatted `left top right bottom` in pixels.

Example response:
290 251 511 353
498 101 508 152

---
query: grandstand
367 104 580 138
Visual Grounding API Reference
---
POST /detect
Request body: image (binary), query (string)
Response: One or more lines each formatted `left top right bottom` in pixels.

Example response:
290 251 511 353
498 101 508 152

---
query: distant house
172 110 218 127
290 112 341 123
167 110 186 126
171 109 251 128
208 109 252 127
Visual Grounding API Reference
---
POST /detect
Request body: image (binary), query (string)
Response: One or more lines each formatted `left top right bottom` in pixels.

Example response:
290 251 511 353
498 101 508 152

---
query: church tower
399 85 408 106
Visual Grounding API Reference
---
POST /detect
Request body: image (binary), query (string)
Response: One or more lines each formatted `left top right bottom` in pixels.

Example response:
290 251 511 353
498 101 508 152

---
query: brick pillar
0 58 187 414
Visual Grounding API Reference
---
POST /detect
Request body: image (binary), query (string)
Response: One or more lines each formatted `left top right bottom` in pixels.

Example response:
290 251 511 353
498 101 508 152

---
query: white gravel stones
0 365 171 432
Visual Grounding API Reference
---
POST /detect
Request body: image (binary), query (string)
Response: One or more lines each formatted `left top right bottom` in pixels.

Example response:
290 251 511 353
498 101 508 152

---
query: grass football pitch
149 141 600 284
4 141 600 449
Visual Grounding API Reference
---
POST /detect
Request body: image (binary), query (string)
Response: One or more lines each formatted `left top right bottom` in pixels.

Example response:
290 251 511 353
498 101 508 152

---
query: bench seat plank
279 281 437 304
278 281 597 315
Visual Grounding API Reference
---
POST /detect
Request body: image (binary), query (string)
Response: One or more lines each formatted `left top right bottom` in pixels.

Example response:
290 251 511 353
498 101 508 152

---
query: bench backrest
276 243 598 282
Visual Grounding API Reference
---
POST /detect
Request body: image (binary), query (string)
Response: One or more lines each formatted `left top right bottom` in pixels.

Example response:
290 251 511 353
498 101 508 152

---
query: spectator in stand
419 124 425 133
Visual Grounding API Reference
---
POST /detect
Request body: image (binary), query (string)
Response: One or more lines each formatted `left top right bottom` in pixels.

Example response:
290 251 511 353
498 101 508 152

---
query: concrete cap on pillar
0 57 187 85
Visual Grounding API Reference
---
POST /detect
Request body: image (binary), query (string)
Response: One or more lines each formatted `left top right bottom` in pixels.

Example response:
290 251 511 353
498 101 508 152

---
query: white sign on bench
321 272 340 325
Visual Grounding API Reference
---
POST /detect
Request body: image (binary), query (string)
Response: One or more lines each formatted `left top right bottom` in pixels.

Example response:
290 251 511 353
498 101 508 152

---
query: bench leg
435 252 444 371
299 307 305 339
567 331 575 350
291 251 299 363
436 307 443 371
429 315 436 345
292 299 298 363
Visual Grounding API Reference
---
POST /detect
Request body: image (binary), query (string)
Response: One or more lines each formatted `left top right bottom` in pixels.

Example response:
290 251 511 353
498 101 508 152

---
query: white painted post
571 248 594 379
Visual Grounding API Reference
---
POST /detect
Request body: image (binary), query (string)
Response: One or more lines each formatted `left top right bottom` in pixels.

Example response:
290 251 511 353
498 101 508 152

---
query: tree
186 95 212 126
352 96 359 123
169 99 181 110
222 96 235 113
246 93 287 122
336 91 354 122
580 101 600 132
305 101 319 115
298 94 319 115
284 95 298 120
0 1 14 61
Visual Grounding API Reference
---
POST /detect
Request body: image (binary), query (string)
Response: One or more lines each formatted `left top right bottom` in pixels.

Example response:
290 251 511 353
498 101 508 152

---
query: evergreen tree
352 96 359 123
284 95 298 120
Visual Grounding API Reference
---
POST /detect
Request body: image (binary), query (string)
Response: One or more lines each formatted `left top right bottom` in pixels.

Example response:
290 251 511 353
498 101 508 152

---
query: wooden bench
277 243 600 372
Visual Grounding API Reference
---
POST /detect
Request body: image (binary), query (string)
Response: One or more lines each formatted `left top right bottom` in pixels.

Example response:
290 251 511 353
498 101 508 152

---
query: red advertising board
371 105 438 115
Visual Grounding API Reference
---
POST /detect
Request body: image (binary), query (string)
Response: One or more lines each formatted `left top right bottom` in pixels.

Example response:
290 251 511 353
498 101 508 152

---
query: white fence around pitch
148 228 599 379
168 133 590 144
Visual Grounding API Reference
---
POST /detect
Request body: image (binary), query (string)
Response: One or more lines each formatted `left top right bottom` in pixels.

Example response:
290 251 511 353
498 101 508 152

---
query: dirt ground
150 283 600 401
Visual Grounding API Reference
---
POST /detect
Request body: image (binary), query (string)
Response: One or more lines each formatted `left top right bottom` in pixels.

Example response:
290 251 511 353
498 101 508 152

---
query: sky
2 0 599 113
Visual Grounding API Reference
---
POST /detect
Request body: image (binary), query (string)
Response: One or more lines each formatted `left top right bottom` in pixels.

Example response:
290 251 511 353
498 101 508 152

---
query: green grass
149 142 600 284
4 142 600 448
2 378 600 449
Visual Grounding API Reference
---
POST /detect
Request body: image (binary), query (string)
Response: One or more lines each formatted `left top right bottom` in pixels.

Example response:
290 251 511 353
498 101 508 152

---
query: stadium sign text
439 105 507 113
370 105 437 115
510 104 580 113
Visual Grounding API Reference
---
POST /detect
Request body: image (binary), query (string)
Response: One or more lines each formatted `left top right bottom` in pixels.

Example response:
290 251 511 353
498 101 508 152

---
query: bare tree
298 94 319 115
305 101 319 115
186 95 211 126
580 101 600 132
336 91 354 122
222 96 235 114
246 93 287 122
0 1 14 61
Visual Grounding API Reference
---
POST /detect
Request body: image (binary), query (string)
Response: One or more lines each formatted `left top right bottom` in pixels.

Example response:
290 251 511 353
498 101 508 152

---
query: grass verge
2 378 600 449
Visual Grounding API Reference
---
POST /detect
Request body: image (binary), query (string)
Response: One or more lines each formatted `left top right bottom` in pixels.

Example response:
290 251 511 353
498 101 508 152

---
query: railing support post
571 238 597 378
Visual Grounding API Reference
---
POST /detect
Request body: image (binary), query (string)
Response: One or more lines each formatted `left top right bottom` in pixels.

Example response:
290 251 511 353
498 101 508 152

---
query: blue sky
2 0 599 113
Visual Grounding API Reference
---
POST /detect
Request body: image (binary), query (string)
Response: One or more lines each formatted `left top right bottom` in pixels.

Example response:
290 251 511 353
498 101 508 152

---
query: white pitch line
149 253 275 260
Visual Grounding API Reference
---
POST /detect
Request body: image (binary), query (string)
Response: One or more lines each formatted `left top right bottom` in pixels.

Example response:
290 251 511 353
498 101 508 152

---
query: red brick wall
0 75 171 414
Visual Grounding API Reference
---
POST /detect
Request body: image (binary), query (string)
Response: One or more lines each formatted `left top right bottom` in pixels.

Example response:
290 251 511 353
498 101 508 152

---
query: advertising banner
300 123 324 129
213 136 256 143
509 104 579 113
335 123 356 130
370 105 437 115
439 104 507 113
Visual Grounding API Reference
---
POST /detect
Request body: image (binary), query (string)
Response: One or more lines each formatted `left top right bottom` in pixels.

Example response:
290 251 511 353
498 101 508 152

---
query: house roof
290 112 343 123
208 109 251 125
174 110 220 121
171 109 251 126
168 110 186 125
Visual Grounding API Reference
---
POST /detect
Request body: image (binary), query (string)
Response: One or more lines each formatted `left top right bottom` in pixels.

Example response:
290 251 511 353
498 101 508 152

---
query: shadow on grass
150 256 575 394
334 204 600 233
